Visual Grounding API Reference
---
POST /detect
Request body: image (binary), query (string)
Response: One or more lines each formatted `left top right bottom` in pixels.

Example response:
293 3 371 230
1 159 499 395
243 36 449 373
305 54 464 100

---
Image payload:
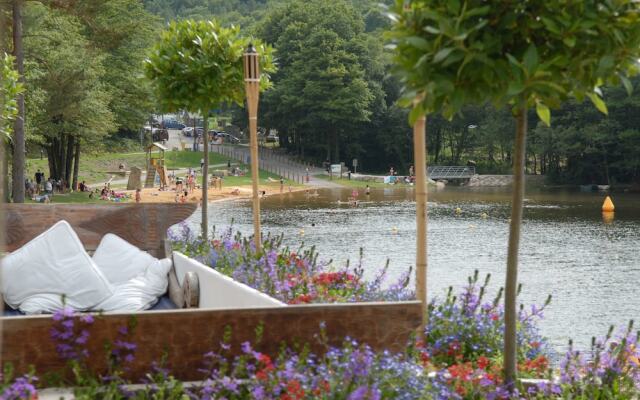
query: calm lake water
186 186 640 352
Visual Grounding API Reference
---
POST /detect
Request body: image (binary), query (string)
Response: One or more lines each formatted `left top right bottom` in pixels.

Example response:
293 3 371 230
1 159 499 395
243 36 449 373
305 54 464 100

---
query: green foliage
68 0 160 132
0 53 22 141
144 19 275 115
16 0 158 181
256 0 376 163
25 4 115 134
388 0 640 123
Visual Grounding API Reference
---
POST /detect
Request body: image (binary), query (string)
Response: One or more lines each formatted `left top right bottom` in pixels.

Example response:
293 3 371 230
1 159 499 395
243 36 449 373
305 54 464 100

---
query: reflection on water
187 186 640 351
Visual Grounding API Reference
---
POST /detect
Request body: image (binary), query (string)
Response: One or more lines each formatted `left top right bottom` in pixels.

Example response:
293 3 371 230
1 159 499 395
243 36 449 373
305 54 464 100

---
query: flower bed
2 228 639 399
169 224 415 304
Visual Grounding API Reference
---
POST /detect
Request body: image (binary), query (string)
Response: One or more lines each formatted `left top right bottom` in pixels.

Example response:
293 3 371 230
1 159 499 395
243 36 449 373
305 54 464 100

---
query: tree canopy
388 0 640 124
144 19 274 114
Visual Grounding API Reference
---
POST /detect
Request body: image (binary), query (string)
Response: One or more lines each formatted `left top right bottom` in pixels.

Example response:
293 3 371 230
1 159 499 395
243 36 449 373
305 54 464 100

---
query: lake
186 186 640 352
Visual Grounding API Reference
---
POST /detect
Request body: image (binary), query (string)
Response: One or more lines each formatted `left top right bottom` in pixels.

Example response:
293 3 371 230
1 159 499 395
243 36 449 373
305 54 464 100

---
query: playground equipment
145 142 168 189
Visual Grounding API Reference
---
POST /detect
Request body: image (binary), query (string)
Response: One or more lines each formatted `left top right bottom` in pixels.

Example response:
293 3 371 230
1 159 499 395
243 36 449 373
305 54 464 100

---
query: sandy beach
132 184 310 204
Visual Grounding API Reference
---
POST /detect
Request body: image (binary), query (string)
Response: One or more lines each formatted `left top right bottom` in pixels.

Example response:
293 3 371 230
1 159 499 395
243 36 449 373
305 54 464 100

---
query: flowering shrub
410 271 552 399
187 326 428 399
418 271 550 369
529 321 640 399
169 224 414 304
3 282 640 399
0 367 37 400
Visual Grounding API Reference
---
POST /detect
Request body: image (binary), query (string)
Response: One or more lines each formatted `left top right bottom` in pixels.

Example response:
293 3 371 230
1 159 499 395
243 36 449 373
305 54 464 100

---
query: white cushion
1 220 113 312
95 258 172 312
19 294 64 314
92 234 156 284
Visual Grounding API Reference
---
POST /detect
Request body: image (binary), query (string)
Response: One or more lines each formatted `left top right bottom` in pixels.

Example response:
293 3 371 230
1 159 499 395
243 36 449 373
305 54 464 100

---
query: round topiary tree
387 0 640 385
145 20 274 240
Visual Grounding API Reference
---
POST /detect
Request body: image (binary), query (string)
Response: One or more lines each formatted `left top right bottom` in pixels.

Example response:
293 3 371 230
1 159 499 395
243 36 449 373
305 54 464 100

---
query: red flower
289 294 315 304
312 379 331 395
477 356 490 370
519 355 548 374
255 353 274 380
420 351 430 366
281 379 305 400
448 362 473 381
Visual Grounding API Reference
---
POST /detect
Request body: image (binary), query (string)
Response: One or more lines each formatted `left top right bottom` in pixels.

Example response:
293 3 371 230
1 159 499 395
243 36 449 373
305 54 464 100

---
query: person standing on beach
280 177 284 193
135 188 141 203
365 185 371 196
35 169 43 193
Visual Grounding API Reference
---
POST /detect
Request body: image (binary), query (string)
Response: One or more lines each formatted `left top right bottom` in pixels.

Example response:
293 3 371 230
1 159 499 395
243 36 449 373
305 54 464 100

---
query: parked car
265 134 279 143
162 120 186 130
215 131 241 144
182 127 194 137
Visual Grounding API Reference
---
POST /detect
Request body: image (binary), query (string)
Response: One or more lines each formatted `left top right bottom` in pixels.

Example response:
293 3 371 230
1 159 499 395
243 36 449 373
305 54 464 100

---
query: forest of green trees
3 0 640 187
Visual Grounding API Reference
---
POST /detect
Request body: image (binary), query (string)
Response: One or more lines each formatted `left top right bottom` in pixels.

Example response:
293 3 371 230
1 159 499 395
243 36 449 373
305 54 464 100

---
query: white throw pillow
95 258 172 312
19 294 64 315
1 220 113 312
92 233 157 284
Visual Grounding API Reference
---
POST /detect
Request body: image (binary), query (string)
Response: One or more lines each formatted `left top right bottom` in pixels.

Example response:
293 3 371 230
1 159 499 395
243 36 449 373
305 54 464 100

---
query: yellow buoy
455 207 462 215
391 227 398 234
299 229 305 236
481 213 488 219
602 196 615 212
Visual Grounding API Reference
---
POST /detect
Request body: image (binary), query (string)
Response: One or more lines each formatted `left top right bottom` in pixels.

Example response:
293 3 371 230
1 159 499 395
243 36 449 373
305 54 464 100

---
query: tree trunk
1 141 9 202
434 129 441 164
326 132 331 162
46 145 55 179
414 114 428 335
72 141 80 191
59 134 67 182
65 135 75 186
334 132 340 163
504 102 528 386
11 0 26 203
201 114 209 240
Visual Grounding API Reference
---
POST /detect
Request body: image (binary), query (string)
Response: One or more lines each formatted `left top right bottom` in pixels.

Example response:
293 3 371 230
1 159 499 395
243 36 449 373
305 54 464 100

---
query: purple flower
2 376 38 400
348 385 381 400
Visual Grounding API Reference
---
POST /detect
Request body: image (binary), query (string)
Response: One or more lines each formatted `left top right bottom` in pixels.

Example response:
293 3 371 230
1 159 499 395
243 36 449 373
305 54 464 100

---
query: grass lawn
26 191 131 204
26 151 232 186
314 175 405 188
199 169 302 187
